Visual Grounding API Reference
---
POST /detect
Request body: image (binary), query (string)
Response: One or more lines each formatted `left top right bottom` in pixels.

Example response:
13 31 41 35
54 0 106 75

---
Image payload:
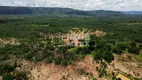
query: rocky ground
107 53 142 79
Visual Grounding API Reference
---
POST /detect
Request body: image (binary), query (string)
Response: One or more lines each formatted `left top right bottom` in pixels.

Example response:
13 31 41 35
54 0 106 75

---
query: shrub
111 47 122 54
47 56 54 63
117 43 128 50
3 73 14 80
48 45 55 51
55 57 62 65
129 41 136 47
13 71 28 80
99 68 106 77
91 50 114 63
92 77 97 80
128 47 140 54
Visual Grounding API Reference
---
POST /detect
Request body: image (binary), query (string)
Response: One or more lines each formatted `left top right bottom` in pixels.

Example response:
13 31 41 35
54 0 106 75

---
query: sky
0 0 142 11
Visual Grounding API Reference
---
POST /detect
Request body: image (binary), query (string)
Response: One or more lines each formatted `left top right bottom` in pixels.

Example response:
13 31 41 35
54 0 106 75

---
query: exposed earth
21 56 101 80
25 54 142 80
1 54 142 80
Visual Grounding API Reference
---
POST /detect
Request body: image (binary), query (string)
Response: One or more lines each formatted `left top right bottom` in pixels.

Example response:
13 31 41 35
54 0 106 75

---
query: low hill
0 6 125 16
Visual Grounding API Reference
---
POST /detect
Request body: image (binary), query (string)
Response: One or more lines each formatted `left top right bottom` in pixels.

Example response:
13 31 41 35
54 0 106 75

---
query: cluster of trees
0 62 17 75
128 41 141 54
89 35 142 62
89 36 114 62
3 71 28 80
0 61 28 80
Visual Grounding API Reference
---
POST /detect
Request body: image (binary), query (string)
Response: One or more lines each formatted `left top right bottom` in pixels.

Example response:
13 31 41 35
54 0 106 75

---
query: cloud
0 0 142 11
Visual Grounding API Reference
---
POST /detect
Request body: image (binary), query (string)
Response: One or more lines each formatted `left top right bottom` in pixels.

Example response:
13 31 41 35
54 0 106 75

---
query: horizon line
0 5 142 12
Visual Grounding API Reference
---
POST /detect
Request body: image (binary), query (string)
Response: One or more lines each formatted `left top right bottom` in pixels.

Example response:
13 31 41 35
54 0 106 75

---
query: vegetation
0 15 142 79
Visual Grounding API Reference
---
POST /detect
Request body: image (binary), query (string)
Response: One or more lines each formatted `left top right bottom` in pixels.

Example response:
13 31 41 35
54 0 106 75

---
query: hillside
122 11 142 15
0 6 125 16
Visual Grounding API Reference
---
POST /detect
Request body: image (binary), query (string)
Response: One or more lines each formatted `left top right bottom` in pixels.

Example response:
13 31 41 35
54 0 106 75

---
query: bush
47 56 54 63
91 50 103 60
117 43 128 50
13 71 28 80
111 47 122 54
62 60 69 66
104 51 114 63
48 45 55 51
77 69 86 75
77 47 90 54
67 48 78 54
99 68 106 77
3 73 14 80
128 47 140 54
55 57 62 65
129 41 136 47
0 62 16 75
92 77 97 80
91 50 114 63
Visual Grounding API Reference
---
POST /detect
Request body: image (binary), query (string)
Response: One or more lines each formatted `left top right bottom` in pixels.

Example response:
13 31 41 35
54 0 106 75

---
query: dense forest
0 15 142 42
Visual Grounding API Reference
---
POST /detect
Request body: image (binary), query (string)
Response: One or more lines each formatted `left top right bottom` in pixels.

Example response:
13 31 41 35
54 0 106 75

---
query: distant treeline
0 6 125 17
